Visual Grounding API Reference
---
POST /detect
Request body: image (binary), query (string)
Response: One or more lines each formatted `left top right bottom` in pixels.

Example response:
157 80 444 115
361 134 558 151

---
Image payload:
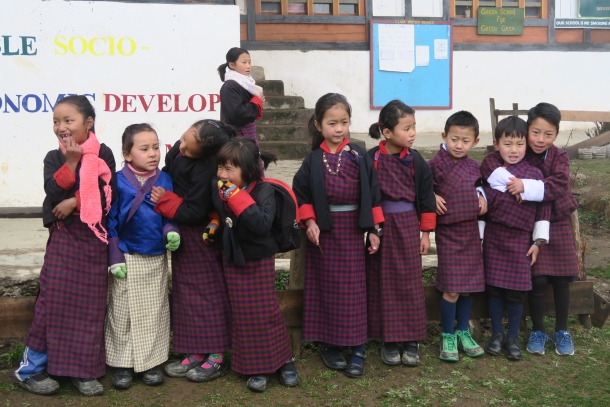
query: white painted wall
251 49 610 134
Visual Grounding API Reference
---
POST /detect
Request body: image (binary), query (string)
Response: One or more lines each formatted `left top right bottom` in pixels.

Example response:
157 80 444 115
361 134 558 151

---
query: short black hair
195 120 237 160
368 100 415 140
495 116 527 141
216 138 277 184
308 93 352 151
444 110 479 138
56 95 96 133
527 102 561 132
121 123 157 155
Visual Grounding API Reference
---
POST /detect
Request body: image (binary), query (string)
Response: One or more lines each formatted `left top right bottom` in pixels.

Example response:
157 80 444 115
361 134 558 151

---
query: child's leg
439 292 459 362
346 344 366 378
503 289 525 361
455 294 484 358
455 295 471 331
486 285 505 334
548 276 575 355
529 275 548 333
14 347 59 396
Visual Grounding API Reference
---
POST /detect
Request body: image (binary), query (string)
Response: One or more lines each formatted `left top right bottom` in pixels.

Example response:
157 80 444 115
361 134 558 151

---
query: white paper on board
378 24 415 72
415 46 429 66
434 39 448 60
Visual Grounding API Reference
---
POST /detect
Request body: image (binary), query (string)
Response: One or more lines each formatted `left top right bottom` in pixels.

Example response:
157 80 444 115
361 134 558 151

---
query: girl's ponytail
259 150 278 170
217 63 229 82
308 114 325 151
368 122 382 140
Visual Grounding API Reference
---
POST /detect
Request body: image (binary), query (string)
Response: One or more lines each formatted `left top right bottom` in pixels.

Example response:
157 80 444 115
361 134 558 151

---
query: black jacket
212 179 279 266
219 80 259 131
292 143 382 231
42 144 116 228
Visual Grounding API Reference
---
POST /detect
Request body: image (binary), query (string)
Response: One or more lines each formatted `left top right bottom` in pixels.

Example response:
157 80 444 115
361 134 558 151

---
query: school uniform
481 152 551 292
212 179 292 375
105 167 178 373
292 139 384 346
153 141 231 354
24 145 115 379
220 80 261 144
428 145 485 294
365 142 436 342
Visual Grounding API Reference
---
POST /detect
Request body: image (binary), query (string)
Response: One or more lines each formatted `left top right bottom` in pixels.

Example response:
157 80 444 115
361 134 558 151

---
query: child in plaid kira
293 93 384 379
211 138 299 393
480 116 551 361
105 124 180 390
366 100 436 368
427 111 487 363
152 120 235 383
480 103 579 357
16 95 115 397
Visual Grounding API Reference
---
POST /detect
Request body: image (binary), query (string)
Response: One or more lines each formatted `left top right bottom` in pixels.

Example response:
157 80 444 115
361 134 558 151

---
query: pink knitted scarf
68 132 112 243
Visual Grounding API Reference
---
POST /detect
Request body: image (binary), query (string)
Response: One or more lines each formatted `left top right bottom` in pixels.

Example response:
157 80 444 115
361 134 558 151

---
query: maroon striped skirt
366 210 427 342
531 217 579 278
26 218 108 379
171 224 232 354
223 255 292 375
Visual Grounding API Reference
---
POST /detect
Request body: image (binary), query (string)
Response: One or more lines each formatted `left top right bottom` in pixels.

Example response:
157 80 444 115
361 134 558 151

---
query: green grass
274 270 290 290
587 262 610 279
0 343 24 368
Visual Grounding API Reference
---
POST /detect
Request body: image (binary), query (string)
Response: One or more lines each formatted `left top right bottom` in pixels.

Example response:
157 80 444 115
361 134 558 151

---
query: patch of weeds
318 369 338 381
0 384 15 392
422 267 437 285
579 208 609 232
274 270 290 290
587 262 610 279
0 343 25 367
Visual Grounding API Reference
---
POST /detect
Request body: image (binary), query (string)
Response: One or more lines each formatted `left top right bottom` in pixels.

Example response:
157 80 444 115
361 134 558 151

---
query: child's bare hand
420 233 431 255
478 195 488 215
60 138 83 169
435 194 447 215
151 186 166 203
368 234 380 254
515 194 523 204
260 94 266 103
507 177 524 196
52 197 77 220
305 219 320 246
526 244 540 265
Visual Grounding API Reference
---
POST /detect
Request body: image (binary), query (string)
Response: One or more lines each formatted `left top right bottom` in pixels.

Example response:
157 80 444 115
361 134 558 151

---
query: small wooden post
512 102 519 116
489 98 497 136
287 229 307 356
569 209 592 327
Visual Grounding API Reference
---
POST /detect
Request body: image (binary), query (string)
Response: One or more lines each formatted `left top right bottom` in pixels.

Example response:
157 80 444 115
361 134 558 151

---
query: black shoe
485 333 504 356
318 347 347 370
278 358 299 387
246 375 268 392
380 342 401 366
504 336 522 361
186 359 229 383
345 350 366 379
71 378 104 397
143 367 164 386
164 355 202 378
112 368 133 390
402 342 420 367
16 371 60 396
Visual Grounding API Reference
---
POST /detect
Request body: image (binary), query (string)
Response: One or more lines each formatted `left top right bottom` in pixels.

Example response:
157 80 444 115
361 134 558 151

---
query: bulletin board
370 20 453 110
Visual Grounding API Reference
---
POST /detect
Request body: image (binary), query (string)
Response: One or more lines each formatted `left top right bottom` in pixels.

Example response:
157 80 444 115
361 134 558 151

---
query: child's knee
443 292 460 302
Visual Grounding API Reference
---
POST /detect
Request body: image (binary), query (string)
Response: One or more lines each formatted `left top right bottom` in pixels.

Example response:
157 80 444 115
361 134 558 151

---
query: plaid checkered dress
366 152 427 342
171 224 232 354
429 147 485 293
303 151 368 346
527 147 579 277
26 218 108 379
482 157 550 291
238 123 264 174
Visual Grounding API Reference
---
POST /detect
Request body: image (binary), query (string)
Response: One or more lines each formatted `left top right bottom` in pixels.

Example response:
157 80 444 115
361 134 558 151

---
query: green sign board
579 0 610 18
477 7 525 36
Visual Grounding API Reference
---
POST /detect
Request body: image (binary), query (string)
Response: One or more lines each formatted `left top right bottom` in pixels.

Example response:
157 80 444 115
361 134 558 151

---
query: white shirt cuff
478 220 485 240
487 167 512 193
476 186 487 202
532 220 550 243
520 179 545 202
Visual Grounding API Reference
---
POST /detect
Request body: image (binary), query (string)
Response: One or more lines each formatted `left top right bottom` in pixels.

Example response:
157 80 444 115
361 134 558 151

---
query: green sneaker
439 333 459 362
456 329 484 357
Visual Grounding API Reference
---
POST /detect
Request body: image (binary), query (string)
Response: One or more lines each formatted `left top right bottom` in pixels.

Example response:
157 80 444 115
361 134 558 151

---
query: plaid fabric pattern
526 146 578 222
435 221 485 293
323 149 361 204
171 224 232 353
367 210 427 341
531 217 579 277
483 221 533 291
429 147 481 225
238 122 264 174
223 255 292 375
26 218 108 379
105 253 170 373
376 152 415 202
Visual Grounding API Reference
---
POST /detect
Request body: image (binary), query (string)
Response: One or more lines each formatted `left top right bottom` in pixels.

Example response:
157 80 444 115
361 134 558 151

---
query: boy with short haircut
480 103 579 356
480 116 551 361
428 111 487 362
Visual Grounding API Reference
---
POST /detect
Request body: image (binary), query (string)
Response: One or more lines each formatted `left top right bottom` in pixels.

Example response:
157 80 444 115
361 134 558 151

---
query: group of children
13 45 578 397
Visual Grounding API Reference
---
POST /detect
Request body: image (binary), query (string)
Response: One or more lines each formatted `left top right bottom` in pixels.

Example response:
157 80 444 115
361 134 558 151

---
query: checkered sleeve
541 150 571 203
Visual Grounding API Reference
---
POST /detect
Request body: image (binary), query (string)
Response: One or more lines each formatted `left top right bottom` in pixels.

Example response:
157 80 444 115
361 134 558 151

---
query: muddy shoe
71 377 103 397
456 330 484 358
164 355 202 378
318 347 347 371
186 359 229 383
402 342 420 367
112 368 133 390
247 375 268 392
143 367 164 386
380 342 401 366
16 371 60 396
278 358 299 387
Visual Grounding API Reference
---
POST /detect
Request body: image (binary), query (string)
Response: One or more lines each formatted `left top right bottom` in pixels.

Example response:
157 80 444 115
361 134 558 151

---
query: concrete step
259 108 314 126
258 80 284 97
264 96 305 110
260 141 312 160
251 66 265 82
257 125 309 141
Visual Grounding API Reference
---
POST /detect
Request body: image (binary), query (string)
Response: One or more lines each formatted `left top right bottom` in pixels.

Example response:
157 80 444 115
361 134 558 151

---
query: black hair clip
206 120 220 129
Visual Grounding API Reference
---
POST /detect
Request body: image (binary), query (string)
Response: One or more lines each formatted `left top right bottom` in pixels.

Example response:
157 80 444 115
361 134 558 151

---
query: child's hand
110 263 126 278
515 194 523 204
52 197 77 220
435 194 447 215
507 177 524 196
218 180 240 201
305 218 320 246
203 219 221 245
368 234 380 254
526 244 540 265
151 186 166 203
478 194 488 216
60 138 83 168
420 232 431 255
166 231 181 251
260 94 266 103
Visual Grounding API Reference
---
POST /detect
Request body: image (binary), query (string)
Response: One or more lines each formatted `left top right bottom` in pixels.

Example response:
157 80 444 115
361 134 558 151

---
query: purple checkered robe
481 154 551 291
428 146 485 293
366 151 427 342
302 150 368 346
237 123 264 174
